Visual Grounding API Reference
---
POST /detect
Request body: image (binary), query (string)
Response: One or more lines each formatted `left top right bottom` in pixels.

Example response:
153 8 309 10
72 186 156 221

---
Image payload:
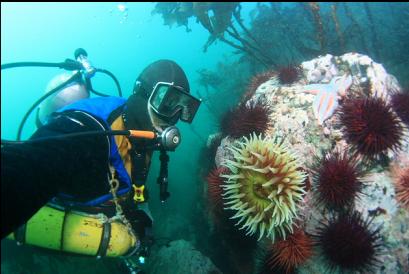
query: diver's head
125 60 201 132
37 71 89 127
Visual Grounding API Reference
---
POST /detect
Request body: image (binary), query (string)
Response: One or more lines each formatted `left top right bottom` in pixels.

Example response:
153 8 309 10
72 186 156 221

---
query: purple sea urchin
338 97 404 160
221 133 306 241
277 65 302 85
311 150 365 211
315 211 383 273
220 102 271 139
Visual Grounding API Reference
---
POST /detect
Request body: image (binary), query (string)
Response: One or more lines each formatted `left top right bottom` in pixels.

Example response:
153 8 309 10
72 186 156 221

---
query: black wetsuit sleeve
1 111 110 239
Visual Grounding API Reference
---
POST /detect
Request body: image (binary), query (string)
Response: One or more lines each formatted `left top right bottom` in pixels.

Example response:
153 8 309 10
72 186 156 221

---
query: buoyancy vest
56 96 131 206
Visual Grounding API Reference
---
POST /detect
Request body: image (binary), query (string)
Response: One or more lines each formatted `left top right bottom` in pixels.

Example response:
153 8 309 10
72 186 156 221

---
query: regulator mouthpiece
159 126 180 151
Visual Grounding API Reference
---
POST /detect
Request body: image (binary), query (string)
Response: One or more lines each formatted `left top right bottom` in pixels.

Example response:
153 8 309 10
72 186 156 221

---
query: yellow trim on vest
133 185 145 202
110 116 132 178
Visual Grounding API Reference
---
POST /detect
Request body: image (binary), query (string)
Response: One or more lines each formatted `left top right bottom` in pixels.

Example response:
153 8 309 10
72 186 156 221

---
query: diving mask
148 82 201 123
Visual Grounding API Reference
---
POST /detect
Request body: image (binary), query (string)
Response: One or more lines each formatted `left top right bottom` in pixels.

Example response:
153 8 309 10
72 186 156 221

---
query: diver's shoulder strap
106 103 150 199
107 104 126 125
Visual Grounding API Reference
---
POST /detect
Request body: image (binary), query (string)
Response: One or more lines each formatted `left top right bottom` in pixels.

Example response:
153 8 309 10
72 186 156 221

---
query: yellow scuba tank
7 204 139 258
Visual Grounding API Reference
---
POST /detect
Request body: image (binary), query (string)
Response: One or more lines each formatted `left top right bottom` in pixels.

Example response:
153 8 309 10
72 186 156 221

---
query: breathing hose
1 49 123 140
1 130 156 145
0 60 82 71
15 71 82 140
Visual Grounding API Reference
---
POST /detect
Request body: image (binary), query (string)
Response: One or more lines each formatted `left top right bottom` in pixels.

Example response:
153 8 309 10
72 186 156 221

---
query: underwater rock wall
210 53 409 274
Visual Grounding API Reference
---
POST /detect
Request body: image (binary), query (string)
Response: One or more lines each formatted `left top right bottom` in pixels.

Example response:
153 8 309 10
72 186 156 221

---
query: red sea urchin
256 249 290 274
207 167 228 212
267 228 314 273
391 164 409 210
277 65 302 85
220 102 271 139
338 97 404 160
315 211 383 273
391 90 409 126
311 150 365 211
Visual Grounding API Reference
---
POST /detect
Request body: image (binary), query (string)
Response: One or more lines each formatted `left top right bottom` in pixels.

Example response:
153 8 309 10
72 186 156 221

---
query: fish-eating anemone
221 133 306 242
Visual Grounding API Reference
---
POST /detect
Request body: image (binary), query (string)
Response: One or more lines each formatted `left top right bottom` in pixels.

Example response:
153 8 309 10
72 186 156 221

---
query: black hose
2 60 123 139
95 68 123 97
16 71 83 140
1 61 82 71
90 89 110 97
85 69 123 97
158 150 170 202
2 130 131 145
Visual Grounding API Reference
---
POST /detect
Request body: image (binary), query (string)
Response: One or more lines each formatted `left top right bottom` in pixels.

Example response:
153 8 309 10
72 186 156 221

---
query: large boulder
213 53 409 274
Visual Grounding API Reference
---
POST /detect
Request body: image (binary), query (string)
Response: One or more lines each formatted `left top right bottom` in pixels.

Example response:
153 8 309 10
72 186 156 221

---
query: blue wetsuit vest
56 96 132 206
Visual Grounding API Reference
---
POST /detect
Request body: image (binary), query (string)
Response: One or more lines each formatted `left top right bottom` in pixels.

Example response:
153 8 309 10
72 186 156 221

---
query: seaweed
152 2 409 80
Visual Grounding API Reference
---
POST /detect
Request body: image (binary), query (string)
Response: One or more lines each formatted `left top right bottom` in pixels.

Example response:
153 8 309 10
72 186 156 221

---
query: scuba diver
1 49 201 272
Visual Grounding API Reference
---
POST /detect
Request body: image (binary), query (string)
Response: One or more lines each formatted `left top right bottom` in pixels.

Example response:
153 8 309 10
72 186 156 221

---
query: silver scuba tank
37 71 90 126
